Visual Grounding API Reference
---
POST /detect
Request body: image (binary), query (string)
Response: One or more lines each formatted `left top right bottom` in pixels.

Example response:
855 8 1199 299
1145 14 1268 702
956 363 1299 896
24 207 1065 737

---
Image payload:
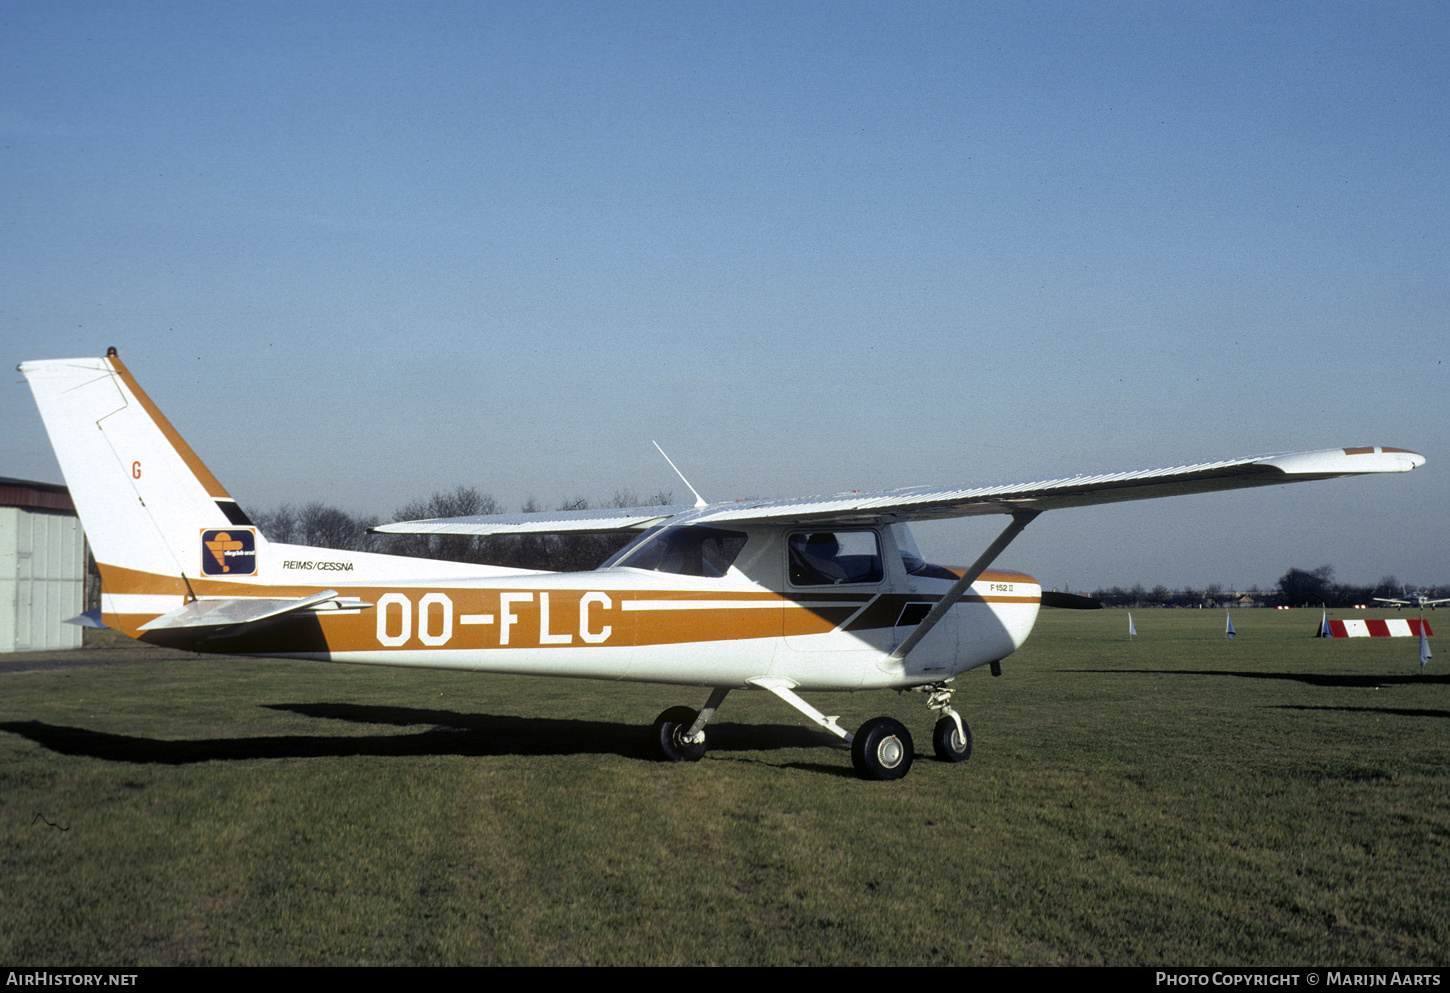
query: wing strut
889 509 1042 663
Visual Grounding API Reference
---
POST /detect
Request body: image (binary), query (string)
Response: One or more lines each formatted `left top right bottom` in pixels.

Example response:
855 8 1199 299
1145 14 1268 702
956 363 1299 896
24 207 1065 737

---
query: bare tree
297 502 380 551
253 502 379 551
252 504 299 544
388 486 502 563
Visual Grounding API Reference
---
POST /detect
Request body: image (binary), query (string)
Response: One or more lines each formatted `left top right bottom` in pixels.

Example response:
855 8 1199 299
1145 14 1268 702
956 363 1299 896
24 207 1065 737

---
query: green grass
2 608 1446 965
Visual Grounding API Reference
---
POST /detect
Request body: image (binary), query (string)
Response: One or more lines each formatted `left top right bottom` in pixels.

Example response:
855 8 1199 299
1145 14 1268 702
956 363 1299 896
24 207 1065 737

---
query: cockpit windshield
601 525 749 578
892 523 927 574
890 522 958 580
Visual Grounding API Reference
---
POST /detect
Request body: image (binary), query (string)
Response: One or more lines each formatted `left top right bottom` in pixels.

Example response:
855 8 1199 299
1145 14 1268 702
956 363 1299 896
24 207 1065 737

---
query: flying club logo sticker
201 529 257 576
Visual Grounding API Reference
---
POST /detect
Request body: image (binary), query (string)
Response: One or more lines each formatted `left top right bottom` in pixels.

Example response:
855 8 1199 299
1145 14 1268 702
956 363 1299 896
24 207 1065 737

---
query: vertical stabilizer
19 353 265 629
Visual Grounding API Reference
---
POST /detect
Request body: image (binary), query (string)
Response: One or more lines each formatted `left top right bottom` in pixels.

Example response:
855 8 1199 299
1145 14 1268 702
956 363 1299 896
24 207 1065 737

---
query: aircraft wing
376 447 1424 536
694 447 1425 526
370 505 696 537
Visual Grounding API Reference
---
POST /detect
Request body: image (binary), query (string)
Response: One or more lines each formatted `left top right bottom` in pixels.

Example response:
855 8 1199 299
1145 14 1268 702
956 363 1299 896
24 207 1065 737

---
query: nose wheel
932 716 972 762
919 681 972 763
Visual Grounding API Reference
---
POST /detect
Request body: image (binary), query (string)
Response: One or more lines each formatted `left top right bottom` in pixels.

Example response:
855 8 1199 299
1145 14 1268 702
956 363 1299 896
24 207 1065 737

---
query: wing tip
1258 447 1425 476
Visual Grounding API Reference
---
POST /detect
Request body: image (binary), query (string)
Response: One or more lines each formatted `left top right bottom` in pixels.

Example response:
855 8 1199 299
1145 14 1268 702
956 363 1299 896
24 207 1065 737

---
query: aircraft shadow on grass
0 705 846 770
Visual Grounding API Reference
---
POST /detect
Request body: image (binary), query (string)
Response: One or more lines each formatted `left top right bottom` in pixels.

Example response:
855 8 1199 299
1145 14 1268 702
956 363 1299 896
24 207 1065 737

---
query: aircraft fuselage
107 525 1041 692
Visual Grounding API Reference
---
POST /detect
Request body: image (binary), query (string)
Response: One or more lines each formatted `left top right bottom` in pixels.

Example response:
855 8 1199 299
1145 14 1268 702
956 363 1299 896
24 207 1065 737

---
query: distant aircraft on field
1374 590 1449 610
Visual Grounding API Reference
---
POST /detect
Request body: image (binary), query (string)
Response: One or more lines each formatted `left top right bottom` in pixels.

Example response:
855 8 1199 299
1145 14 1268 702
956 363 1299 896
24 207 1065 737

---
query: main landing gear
653 706 707 762
851 716 913 780
648 679 973 782
652 686 729 763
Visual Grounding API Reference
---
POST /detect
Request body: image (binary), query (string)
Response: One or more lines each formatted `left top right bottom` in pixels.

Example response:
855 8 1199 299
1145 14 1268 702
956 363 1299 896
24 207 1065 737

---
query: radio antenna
653 441 708 509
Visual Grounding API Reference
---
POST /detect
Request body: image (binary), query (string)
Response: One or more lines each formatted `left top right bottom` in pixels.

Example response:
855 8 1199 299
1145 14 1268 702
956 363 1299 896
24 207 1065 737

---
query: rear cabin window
788 530 883 585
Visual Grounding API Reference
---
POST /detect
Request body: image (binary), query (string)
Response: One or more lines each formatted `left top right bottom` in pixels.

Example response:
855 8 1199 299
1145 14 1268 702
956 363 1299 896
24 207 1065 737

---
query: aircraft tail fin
19 351 267 633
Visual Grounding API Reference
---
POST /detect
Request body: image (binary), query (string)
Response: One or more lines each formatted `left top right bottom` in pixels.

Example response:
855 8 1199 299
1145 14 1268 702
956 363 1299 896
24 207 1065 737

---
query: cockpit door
782 528 889 656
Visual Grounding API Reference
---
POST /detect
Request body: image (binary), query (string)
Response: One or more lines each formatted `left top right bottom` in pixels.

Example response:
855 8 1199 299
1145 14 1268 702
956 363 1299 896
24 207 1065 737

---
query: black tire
932 716 972 763
653 706 706 762
851 716 914 781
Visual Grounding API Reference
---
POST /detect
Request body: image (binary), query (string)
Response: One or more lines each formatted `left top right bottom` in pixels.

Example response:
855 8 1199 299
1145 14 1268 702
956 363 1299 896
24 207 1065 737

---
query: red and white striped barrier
1326 618 1433 638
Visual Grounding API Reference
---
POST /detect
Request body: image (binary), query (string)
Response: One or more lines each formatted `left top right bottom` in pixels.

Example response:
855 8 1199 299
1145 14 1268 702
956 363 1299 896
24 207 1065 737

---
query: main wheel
932 716 972 763
851 716 914 781
653 706 707 762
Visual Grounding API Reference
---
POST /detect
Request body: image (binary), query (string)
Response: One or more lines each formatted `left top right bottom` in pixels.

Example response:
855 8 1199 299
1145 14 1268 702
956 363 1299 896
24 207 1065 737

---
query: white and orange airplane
1374 590 1449 610
20 351 1427 780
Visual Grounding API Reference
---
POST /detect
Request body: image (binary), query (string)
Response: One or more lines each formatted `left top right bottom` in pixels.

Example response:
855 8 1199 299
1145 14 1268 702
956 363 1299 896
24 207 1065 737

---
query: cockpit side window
603 526 749 578
788 530 883 585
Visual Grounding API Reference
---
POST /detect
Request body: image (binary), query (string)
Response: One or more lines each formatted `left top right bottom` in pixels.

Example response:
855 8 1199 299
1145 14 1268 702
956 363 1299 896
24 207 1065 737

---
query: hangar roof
0 477 76 514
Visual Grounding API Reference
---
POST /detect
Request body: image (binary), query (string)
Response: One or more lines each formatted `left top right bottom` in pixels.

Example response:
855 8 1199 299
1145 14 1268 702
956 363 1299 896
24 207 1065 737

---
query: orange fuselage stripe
100 567 1040 652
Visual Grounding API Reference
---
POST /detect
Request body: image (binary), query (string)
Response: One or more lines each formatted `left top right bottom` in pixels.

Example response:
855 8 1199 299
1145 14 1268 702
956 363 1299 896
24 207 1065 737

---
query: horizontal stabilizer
138 590 373 632
64 608 109 629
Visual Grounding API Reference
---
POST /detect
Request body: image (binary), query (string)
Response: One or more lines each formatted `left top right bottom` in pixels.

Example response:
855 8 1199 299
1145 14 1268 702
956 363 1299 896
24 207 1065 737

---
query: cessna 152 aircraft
19 352 1426 780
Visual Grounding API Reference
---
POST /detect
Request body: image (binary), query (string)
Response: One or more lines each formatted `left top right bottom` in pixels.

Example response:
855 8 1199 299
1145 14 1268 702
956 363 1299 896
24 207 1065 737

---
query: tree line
1091 566 1444 609
250 486 674 572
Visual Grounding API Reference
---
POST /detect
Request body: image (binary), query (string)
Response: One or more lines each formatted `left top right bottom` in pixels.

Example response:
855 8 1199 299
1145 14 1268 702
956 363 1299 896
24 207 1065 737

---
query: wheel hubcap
877 735 903 768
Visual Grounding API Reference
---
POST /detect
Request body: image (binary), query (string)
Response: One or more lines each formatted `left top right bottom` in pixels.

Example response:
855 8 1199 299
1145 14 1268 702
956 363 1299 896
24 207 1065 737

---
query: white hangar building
0 477 85 653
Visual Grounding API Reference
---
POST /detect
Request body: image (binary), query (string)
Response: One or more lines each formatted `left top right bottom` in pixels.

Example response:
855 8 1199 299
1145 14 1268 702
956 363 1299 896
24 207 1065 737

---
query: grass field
1 609 1446 966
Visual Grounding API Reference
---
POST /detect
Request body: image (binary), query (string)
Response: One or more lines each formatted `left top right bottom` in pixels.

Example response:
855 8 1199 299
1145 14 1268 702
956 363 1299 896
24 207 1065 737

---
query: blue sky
4 1 1446 591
